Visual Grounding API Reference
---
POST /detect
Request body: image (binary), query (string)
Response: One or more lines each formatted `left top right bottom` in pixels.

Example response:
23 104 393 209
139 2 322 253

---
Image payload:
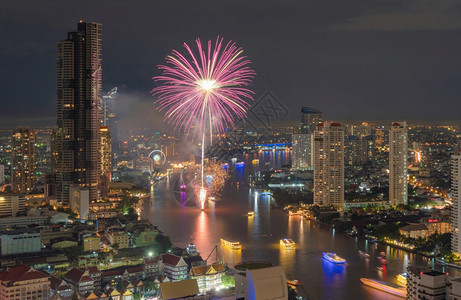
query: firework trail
152 37 256 140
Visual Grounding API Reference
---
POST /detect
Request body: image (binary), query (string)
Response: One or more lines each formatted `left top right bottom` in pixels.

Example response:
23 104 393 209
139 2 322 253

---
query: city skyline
2 1 461 130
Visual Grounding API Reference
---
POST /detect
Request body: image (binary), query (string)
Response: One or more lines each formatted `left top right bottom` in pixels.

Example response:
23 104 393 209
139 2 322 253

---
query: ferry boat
280 238 296 249
247 211 255 217
360 278 406 298
235 162 245 167
358 250 370 258
220 239 242 250
323 252 346 264
396 273 407 286
186 243 200 256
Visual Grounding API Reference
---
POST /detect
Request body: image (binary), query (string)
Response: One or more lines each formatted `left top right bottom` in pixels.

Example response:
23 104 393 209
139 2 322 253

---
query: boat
396 273 407 286
376 266 384 271
280 238 296 249
252 159 259 164
323 252 346 264
180 184 187 191
247 211 255 217
360 278 406 298
380 251 385 256
358 250 370 258
186 243 200 256
380 258 388 265
208 196 216 202
286 279 299 286
261 190 272 195
220 239 242 250
235 161 245 167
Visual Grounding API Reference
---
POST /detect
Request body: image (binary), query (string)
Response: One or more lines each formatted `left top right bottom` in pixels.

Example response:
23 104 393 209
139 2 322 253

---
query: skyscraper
56 21 102 205
99 126 111 198
389 122 408 206
11 127 36 194
299 107 323 134
313 122 344 207
451 154 461 254
292 107 323 170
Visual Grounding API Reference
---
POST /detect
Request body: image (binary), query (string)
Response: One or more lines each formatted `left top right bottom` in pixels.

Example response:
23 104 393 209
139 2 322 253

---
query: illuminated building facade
99 126 111 198
292 133 313 170
0 265 51 300
56 21 102 205
452 154 461 254
313 122 344 207
345 135 375 166
292 107 323 170
0 195 25 218
389 122 408 206
299 107 323 134
11 127 35 194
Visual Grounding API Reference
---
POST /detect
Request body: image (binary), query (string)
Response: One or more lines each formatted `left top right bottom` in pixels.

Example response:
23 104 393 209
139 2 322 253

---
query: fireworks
152 37 256 139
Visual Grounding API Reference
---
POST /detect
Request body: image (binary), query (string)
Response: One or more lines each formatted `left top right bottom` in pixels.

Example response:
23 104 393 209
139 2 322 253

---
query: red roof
64 268 93 284
162 254 182 266
87 266 100 275
0 265 49 282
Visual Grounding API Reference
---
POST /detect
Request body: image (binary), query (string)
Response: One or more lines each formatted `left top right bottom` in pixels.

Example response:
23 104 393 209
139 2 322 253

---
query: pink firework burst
152 37 256 139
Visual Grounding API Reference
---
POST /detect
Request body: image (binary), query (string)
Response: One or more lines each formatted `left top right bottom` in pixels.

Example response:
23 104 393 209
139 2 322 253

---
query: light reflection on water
142 152 461 299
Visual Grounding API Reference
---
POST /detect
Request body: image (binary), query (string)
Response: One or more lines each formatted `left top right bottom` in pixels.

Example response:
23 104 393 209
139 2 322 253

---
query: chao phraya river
141 151 456 300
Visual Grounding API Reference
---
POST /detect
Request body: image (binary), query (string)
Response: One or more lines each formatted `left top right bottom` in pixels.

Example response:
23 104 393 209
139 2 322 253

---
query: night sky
1 1 461 129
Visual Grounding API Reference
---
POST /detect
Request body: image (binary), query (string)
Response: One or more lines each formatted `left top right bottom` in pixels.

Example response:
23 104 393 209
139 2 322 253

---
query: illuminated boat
396 273 407 286
247 211 255 217
261 190 272 195
186 243 200 256
280 238 296 249
220 239 242 249
235 162 245 167
323 252 346 264
360 278 406 298
358 250 370 258
252 159 259 164
180 184 187 191
286 279 299 286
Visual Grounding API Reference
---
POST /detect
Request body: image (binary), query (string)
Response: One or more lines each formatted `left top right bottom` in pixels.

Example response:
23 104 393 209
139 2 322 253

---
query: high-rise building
11 127 36 194
389 122 408 206
0 165 4 185
299 107 323 134
292 134 313 170
56 21 102 205
451 154 461 254
313 122 344 207
292 107 323 170
345 135 375 166
99 126 111 198
101 87 118 161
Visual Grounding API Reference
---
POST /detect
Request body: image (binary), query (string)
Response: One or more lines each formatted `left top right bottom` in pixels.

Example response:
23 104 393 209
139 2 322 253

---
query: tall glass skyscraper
56 21 102 204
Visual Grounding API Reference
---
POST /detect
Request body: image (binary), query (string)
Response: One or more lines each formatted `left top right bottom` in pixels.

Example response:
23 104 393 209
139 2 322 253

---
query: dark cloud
1 0 460 129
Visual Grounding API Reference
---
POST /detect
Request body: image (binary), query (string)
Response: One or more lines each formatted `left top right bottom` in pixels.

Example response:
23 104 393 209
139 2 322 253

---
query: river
140 150 455 300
